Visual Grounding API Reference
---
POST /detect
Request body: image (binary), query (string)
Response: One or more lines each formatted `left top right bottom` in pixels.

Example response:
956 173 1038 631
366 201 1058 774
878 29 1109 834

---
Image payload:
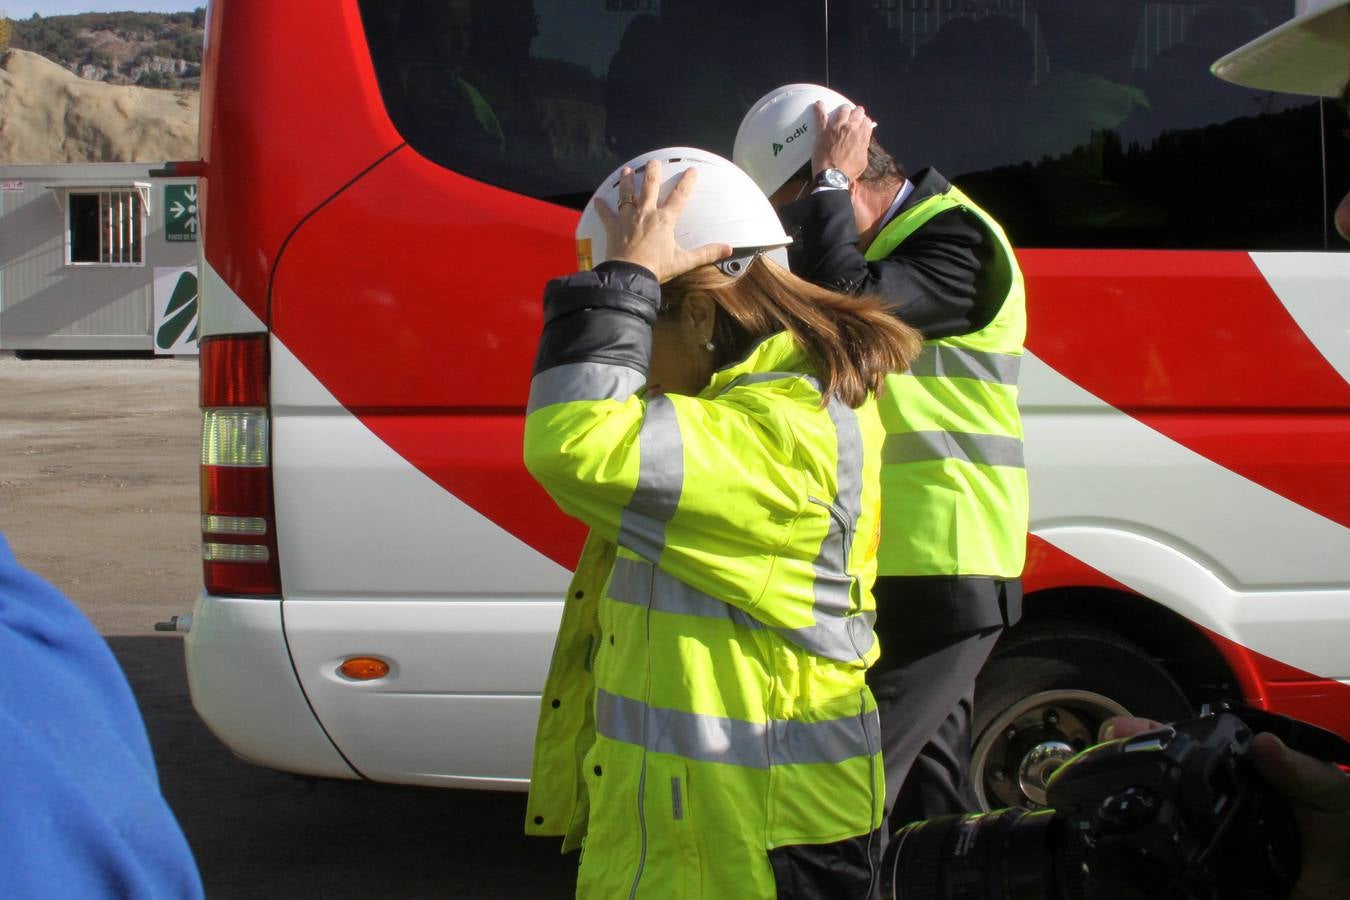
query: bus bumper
184 591 358 780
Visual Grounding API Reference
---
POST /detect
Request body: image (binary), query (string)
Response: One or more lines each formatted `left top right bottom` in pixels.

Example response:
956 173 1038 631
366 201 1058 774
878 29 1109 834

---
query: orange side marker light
339 657 391 680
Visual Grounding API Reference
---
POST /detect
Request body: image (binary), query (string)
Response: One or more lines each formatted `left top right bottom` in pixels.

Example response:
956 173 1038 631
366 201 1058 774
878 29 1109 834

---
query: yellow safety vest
524 330 885 899
865 185 1029 579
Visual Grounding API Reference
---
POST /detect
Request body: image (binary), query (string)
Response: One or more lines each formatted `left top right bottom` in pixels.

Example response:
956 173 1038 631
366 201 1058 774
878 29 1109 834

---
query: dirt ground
0 353 582 898
0 354 200 635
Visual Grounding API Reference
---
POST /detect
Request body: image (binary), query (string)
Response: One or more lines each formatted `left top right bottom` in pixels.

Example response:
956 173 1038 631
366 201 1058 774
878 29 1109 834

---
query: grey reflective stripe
902 345 1021 385
775 608 876 664
608 556 763 632
609 508 874 663
596 688 878 769
613 376 875 664
722 370 808 391
883 430 1025 468
527 361 646 414
782 396 876 663
618 395 682 563
822 396 863 570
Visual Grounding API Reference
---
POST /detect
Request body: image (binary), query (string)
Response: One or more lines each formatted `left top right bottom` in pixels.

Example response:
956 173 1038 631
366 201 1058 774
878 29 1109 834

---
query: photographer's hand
1101 717 1350 900
1249 732 1350 900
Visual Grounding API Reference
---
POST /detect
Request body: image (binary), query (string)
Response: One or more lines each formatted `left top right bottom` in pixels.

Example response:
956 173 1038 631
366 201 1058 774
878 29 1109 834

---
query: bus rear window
357 0 827 208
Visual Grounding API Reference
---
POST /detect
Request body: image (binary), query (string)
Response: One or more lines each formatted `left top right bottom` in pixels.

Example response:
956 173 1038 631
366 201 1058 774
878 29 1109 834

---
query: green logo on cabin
156 271 199 350
165 184 198 242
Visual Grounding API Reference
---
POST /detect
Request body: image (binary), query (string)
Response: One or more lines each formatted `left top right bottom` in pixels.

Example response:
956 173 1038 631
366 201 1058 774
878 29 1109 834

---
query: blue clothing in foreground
0 533 203 899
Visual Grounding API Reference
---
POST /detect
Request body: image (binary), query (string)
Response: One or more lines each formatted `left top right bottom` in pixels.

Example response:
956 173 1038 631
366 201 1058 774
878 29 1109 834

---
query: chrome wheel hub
973 690 1131 809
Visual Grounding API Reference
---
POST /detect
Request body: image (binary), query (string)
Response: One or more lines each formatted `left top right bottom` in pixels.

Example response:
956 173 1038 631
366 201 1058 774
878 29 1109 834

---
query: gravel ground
0 354 201 635
0 354 580 897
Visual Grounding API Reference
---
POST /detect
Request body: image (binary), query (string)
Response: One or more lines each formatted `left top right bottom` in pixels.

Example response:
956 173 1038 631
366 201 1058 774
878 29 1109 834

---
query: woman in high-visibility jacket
523 148 922 899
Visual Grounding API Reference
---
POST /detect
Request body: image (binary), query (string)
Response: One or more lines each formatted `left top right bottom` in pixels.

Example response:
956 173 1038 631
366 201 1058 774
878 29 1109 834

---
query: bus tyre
971 620 1192 811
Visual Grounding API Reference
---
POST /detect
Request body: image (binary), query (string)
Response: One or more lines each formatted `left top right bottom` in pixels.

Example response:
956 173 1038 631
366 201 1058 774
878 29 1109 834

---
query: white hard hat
1211 0 1349 98
576 147 791 278
732 83 854 197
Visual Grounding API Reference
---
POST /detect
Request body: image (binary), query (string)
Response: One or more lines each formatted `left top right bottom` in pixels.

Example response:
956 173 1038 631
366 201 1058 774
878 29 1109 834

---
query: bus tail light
200 334 281 595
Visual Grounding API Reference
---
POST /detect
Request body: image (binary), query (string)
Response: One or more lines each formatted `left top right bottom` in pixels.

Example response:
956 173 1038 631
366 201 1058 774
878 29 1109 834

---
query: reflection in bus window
361 0 1343 249
359 0 825 206
395 0 506 159
830 0 1333 250
1019 0 1151 163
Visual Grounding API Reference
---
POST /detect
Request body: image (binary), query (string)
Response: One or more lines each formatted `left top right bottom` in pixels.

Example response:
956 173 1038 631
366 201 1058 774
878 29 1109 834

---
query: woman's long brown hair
661 256 923 408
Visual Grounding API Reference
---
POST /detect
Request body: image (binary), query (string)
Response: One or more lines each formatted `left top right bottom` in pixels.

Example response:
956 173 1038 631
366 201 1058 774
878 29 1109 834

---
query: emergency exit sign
165 184 198 242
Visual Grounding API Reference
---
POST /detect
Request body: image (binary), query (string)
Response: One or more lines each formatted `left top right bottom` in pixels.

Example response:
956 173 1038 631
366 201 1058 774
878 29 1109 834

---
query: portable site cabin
0 163 200 355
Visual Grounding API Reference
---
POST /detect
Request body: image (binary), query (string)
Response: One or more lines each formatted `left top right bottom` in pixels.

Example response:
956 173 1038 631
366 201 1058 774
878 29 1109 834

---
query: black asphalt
110 637 578 899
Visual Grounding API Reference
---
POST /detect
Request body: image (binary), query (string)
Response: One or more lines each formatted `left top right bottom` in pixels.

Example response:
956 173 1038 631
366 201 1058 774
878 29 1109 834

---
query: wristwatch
814 168 852 191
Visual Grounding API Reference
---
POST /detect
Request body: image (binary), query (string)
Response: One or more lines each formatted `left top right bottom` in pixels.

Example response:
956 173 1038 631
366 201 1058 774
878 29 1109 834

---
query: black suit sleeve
779 189 1012 341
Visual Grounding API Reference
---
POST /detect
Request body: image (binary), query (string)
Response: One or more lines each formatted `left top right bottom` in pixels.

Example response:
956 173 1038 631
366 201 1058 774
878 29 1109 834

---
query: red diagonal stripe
1022 249 1350 527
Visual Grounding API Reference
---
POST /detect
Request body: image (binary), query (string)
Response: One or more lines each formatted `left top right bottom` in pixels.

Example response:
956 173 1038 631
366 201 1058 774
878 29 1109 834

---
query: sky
5 2 198 17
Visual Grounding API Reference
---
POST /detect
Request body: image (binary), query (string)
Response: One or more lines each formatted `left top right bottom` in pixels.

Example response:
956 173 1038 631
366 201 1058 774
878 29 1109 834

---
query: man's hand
1249 731 1350 900
594 161 730 283
811 100 875 182
1100 716 1350 900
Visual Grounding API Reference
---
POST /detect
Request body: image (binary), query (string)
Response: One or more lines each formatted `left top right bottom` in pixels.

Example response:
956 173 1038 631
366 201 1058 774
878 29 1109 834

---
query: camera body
883 711 1300 899
1045 711 1298 898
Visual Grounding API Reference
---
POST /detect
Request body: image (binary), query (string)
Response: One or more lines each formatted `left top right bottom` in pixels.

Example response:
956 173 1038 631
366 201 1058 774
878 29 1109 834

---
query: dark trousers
867 577 1021 833
869 626 1001 828
768 828 885 900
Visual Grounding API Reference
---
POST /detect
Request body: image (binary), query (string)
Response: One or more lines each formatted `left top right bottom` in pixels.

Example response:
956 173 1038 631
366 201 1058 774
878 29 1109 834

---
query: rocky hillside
0 48 198 163
9 10 204 89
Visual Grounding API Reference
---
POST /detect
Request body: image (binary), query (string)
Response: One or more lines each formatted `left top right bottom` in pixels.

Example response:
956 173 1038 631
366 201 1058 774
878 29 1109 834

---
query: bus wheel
971 621 1192 811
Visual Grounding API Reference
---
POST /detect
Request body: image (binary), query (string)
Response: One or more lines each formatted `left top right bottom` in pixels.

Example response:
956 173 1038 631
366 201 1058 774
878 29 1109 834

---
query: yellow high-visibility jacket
522 262 886 899
866 183 1028 582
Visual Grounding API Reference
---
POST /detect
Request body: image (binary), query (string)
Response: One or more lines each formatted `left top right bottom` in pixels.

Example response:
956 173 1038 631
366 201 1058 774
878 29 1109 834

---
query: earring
704 340 715 352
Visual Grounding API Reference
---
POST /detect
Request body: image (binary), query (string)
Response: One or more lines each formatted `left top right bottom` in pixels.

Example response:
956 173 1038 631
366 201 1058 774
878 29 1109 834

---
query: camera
880 708 1312 900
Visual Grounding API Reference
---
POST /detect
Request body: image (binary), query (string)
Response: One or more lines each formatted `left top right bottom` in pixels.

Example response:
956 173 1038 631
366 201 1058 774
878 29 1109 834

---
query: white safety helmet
732 83 855 197
576 147 791 278
1210 0 1349 98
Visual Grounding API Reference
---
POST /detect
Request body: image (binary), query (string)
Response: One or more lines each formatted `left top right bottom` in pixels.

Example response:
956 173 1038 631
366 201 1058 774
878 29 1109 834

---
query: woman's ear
682 292 717 344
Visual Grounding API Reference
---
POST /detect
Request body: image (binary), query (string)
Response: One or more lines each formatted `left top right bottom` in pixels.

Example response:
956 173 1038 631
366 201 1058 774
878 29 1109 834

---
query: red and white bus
177 0 1350 810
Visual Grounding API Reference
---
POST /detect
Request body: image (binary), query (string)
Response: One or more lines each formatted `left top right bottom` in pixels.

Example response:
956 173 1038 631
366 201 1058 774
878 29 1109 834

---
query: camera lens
883 807 1085 900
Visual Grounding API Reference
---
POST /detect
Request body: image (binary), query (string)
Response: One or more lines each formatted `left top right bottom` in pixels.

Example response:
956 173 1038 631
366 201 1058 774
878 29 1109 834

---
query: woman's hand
594 160 731 283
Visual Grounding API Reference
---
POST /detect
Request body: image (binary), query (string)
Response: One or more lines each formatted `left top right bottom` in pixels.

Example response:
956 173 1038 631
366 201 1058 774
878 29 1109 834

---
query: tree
136 69 178 89
0 12 11 52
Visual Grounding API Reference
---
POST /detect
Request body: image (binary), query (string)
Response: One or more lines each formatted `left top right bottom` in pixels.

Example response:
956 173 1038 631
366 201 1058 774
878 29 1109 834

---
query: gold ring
618 196 636 209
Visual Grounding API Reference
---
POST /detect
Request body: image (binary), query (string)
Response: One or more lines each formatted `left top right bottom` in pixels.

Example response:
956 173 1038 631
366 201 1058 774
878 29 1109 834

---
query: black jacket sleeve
533 260 661 376
779 189 1011 341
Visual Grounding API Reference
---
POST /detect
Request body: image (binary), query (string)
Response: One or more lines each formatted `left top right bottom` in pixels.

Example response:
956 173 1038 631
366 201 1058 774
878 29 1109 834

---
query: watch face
819 168 850 189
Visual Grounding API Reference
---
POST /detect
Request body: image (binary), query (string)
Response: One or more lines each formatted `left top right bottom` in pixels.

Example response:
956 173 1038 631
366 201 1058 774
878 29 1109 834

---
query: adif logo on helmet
773 123 810 157
576 147 792 279
734 83 854 196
